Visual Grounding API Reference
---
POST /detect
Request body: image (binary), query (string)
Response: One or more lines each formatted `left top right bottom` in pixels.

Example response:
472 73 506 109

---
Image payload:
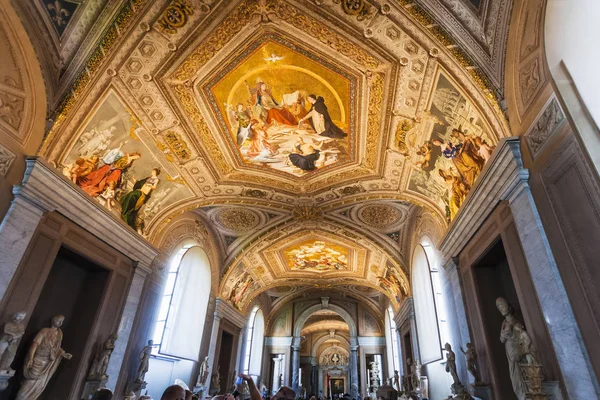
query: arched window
243 307 265 376
152 244 212 360
412 241 448 364
385 307 401 375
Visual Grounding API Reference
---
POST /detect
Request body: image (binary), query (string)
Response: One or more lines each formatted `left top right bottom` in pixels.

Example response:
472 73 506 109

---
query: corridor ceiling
25 0 512 312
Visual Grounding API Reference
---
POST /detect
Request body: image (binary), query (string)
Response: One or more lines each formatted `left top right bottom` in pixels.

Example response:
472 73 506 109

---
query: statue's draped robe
500 319 528 400
16 328 65 400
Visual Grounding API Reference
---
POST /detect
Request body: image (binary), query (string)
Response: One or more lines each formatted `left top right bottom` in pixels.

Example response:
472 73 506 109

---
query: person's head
152 168 161 177
307 94 317 104
12 311 26 323
161 385 186 400
237 103 244 112
51 314 65 328
259 83 267 92
108 181 117 189
91 388 113 400
272 386 296 400
444 342 452 351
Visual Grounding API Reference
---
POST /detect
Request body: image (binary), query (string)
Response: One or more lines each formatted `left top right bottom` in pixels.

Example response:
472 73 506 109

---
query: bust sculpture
496 297 541 400
88 333 118 380
16 314 72 400
135 340 153 382
196 356 210 387
0 311 26 371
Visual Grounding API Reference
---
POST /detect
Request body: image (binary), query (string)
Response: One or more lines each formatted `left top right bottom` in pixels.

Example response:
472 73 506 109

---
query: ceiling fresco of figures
37 0 513 311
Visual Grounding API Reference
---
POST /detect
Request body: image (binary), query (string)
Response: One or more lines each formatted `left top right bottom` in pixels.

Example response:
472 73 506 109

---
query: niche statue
16 315 72 400
460 343 480 383
496 297 543 400
0 311 27 371
88 333 118 380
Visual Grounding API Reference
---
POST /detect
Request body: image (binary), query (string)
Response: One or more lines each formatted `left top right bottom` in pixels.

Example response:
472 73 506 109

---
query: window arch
412 240 448 364
243 307 265 376
152 243 212 360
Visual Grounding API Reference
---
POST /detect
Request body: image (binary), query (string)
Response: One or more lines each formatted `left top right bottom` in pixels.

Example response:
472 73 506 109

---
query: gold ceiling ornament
337 0 374 21
164 130 192 160
40 0 151 155
365 72 385 170
156 0 194 35
293 205 323 221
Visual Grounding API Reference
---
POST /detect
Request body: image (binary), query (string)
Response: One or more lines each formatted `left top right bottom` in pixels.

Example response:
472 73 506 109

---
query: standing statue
410 359 421 393
0 311 26 371
444 343 460 385
368 361 380 393
16 315 72 400
211 366 221 389
135 340 153 382
196 356 210 387
460 343 480 383
393 370 400 390
277 373 283 389
496 297 542 400
88 333 118 380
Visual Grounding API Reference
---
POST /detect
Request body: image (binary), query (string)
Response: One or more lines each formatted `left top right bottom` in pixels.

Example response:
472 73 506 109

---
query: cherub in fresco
474 136 495 163
100 181 117 211
414 142 432 169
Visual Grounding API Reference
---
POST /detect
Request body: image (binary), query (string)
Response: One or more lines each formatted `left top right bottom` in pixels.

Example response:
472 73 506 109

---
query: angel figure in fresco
229 103 253 145
474 135 495 163
438 167 468 221
229 274 254 309
298 94 347 139
252 81 298 126
377 268 404 303
119 168 160 231
247 119 277 158
414 142 433 169
287 137 323 171
77 150 142 197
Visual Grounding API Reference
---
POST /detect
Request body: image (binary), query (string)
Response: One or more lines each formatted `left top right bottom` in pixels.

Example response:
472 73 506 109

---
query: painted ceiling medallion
357 204 404 230
211 207 262 235
202 35 356 177
283 240 349 272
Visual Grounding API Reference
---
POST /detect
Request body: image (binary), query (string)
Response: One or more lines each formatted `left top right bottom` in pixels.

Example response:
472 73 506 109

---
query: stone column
350 339 359 399
507 183 597 399
291 337 301 393
105 265 151 390
0 195 44 300
311 360 318 395
206 312 222 394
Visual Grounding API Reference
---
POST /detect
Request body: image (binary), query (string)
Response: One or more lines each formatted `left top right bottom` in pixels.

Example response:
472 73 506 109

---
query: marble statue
0 311 26 371
16 315 72 400
496 297 542 400
136 340 153 382
393 370 400 390
444 343 460 385
88 333 118 380
212 366 221 389
460 343 480 383
277 373 283 389
196 356 210 387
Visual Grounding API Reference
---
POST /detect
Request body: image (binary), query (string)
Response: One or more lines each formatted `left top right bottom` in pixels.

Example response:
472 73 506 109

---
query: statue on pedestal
136 340 153 383
196 356 210 387
443 343 472 399
0 311 26 372
460 343 480 383
16 315 72 400
88 333 118 380
393 370 400 390
496 297 546 400
368 361 380 393
211 366 221 394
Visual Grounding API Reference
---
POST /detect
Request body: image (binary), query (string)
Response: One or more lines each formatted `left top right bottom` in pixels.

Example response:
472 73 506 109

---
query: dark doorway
402 331 413 372
330 379 344 396
5 247 109 400
218 331 234 394
473 238 520 400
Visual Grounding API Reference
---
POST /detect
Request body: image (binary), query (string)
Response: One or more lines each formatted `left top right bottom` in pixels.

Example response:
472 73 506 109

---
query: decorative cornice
439 137 527 257
357 336 386 347
215 298 246 328
265 336 294 346
395 297 414 326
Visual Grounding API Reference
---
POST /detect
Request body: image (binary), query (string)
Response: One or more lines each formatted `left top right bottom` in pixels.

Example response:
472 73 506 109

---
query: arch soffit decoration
294 304 358 338
311 333 351 358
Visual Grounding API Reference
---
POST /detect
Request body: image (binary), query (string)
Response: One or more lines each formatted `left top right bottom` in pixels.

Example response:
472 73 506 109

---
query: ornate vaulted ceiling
33 0 513 312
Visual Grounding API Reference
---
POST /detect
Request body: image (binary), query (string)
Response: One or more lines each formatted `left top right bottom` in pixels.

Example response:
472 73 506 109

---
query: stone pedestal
82 377 109 399
126 379 147 398
541 381 562 400
0 370 14 391
471 384 492 400
194 384 207 398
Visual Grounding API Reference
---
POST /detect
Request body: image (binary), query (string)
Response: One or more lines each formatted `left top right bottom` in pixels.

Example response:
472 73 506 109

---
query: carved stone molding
0 144 16 177
525 97 565 157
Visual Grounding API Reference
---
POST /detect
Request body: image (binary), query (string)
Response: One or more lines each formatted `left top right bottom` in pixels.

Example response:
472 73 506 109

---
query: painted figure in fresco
432 133 484 188
438 167 468 220
247 119 277 158
474 136 495 163
77 150 141 197
120 168 160 230
414 142 433 169
68 155 100 184
16 315 72 400
288 137 323 171
229 275 254 308
298 95 347 139
253 81 298 126
100 181 118 211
